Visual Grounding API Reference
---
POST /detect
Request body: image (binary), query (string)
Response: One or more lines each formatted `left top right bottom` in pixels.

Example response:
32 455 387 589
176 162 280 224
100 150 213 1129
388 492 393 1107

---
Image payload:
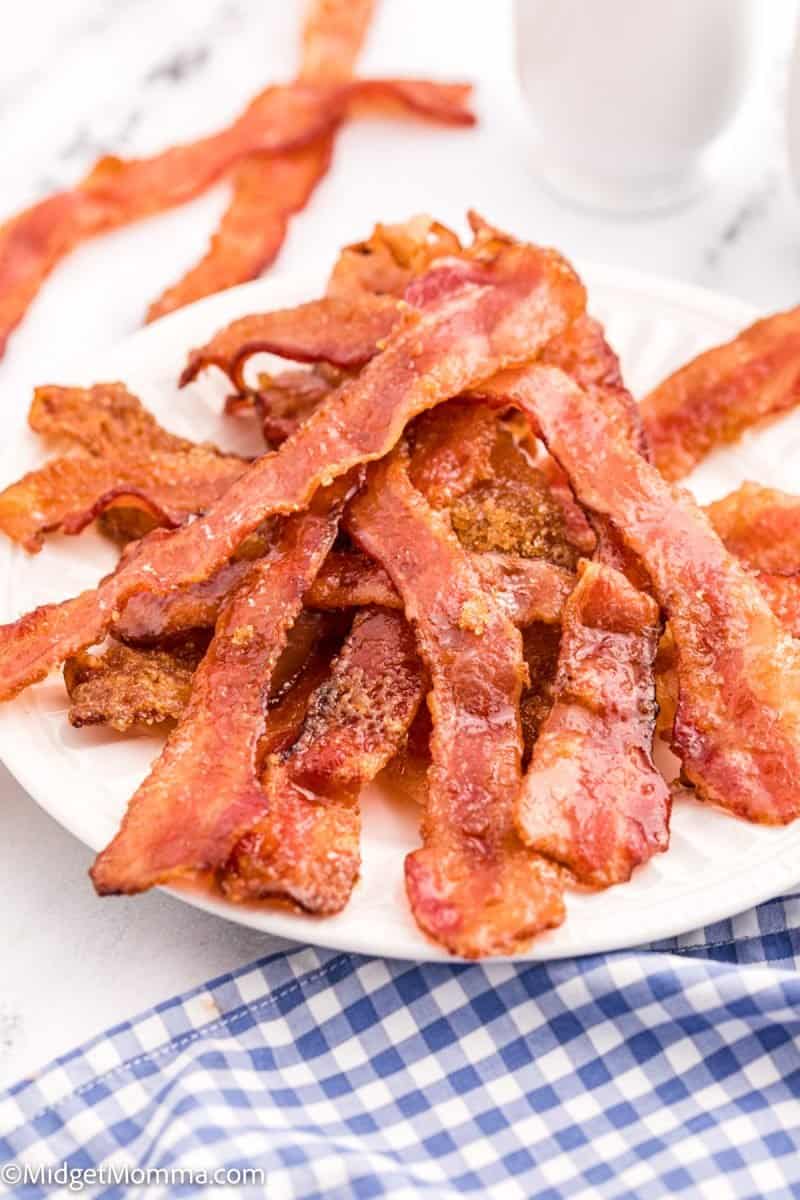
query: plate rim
0 262 784 963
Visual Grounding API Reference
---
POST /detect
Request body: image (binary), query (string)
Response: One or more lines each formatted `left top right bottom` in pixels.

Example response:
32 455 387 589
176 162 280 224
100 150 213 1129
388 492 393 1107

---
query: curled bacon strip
0 77 473 359
0 236 584 701
0 449 247 552
222 606 426 912
249 368 336 445
481 365 800 825
91 476 354 896
350 452 564 957
327 215 463 301
180 294 402 390
641 307 800 481
517 560 670 886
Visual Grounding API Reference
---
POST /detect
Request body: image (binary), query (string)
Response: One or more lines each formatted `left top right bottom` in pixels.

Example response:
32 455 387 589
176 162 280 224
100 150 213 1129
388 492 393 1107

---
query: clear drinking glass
514 0 758 215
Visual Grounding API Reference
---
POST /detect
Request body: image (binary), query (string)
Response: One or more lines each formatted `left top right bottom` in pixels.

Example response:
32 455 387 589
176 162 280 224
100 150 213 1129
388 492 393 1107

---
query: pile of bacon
0 0 474 358
2 212 800 959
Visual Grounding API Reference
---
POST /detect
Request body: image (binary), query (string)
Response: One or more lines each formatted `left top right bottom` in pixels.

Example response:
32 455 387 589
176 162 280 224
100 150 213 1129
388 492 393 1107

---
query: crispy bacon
641 307 800 480
91 475 354 895
350 452 564 957
180 294 402 390
64 636 208 732
705 483 800 574
481 365 800 825
29 383 195 456
300 0 376 81
0 449 246 552
327 216 463 301
145 138 336 322
250 368 336 446
222 606 426 912
146 1 376 320
517 560 670 886
0 77 474 359
0 235 584 701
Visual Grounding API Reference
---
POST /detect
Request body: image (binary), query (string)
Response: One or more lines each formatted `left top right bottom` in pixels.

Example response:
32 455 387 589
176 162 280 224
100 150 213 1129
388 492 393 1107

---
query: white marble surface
1 0 799 1090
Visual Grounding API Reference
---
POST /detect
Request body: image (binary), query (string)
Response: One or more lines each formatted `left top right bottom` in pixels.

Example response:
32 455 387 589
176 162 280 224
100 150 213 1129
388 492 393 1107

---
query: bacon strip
0 77 473 359
91 475 354 895
145 138 336 322
300 0 376 81
180 294 402 390
641 307 800 480
481 365 800 825
705 483 800 574
0 449 246 552
0 237 584 701
517 560 670 886
146 0 374 321
28 383 195 456
222 606 426 912
250 368 336 445
350 452 564 957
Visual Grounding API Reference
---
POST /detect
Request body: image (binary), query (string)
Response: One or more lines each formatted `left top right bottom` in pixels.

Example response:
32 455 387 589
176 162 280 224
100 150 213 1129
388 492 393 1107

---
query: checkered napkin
3 897 800 1199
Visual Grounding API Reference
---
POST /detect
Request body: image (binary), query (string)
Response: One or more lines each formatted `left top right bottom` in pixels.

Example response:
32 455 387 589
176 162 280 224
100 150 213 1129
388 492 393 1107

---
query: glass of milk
514 0 758 215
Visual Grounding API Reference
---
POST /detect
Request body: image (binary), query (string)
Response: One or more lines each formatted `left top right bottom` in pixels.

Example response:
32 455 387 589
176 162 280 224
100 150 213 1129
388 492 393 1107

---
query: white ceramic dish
1 264 798 962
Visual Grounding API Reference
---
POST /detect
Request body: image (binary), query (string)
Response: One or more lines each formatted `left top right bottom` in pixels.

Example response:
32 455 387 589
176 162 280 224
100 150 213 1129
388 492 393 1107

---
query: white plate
1 264 798 963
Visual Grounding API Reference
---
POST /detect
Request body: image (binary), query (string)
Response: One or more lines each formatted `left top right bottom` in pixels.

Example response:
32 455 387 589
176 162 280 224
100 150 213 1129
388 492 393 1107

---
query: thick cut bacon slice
705 483 800 574
641 307 800 481
28 383 195 456
222 607 426 912
349 453 564 958
64 636 208 732
0 236 584 701
480 365 800 825
145 138 336 322
180 294 401 390
517 560 670 886
0 449 247 552
91 476 354 896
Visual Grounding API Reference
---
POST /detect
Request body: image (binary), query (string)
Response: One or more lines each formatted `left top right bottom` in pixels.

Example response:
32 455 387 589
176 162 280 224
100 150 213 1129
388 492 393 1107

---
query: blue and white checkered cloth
3 895 800 1198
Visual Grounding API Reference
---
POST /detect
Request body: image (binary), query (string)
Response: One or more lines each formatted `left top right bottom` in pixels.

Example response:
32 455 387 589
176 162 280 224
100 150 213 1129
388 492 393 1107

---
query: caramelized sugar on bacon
0 449 247 552
222 607 426 913
0 237 584 701
180 294 402 390
519 622 561 763
517 561 670 887
64 636 208 733
28 383 195 456
91 475 355 896
482 365 800 825
350 452 564 958
641 306 800 481
705 483 800 574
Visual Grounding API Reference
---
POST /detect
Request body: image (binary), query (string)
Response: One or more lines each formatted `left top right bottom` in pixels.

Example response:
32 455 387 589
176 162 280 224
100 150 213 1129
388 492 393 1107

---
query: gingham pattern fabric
3 898 800 1199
